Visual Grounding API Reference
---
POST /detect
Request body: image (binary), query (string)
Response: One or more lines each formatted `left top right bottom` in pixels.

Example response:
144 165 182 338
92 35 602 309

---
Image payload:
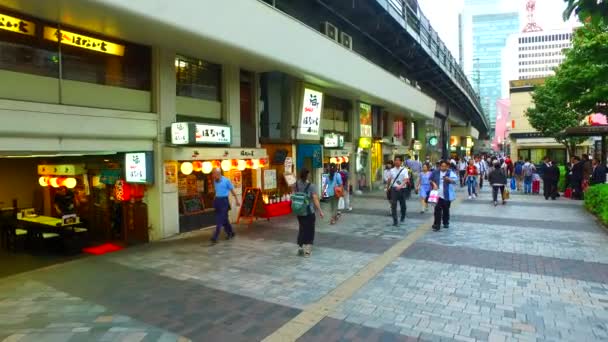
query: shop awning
563 125 608 137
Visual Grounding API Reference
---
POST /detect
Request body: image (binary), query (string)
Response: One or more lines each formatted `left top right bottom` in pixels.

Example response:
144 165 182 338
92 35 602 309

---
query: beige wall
0 158 40 210
176 96 221 120
510 91 535 133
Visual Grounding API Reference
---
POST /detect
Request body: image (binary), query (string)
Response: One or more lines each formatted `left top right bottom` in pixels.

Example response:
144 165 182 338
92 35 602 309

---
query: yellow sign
0 13 35 36
43 26 125 56
359 137 372 149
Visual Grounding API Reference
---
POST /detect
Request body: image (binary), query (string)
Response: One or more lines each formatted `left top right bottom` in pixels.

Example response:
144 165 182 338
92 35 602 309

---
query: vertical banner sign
300 88 323 135
359 103 372 138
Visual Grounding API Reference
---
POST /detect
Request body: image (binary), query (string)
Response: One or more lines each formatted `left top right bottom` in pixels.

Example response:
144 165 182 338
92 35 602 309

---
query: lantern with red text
114 179 132 202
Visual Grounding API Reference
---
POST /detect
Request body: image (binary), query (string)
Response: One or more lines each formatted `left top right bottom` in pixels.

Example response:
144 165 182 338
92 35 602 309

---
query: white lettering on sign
171 122 189 145
195 124 231 144
125 153 147 183
300 88 323 135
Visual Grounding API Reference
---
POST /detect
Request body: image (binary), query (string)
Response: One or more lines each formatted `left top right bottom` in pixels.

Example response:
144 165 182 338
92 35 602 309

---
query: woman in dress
416 163 433 213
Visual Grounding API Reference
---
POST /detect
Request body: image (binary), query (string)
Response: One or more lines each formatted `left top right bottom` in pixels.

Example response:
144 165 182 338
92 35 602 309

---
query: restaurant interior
0 153 149 277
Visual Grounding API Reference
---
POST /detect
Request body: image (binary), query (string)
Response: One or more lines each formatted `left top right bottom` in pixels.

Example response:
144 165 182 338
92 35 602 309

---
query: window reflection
175 55 222 101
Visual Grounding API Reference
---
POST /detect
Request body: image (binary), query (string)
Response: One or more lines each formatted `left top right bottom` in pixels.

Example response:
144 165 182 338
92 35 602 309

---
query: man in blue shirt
430 160 458 231
211 168 240 243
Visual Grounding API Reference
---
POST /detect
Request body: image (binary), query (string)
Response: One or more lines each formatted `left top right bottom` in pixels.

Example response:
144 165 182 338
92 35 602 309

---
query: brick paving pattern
1 186 608 341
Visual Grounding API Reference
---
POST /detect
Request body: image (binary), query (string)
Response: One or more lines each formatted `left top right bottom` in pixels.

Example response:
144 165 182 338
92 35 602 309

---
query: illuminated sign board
323 133 345 148
195 123 231 144
359 103 372 138
125 152 154 184
300 88 323 135
43 26 125 56
0 13 35 36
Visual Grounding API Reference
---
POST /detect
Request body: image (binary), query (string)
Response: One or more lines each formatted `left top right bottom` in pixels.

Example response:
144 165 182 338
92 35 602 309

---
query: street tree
553 23 608 115
563 0 608 24
525 77 587 157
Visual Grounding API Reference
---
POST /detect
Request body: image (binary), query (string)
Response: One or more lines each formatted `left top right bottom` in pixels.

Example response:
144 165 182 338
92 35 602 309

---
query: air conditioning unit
340 32 353 50
321 21 339 42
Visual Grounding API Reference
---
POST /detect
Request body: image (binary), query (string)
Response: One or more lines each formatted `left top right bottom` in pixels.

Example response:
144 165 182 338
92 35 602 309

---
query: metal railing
383 0 488 128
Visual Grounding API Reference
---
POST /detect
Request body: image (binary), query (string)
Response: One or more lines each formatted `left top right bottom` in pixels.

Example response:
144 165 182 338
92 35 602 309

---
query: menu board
263 169 277 190
181 196 205 215
238 188 265 220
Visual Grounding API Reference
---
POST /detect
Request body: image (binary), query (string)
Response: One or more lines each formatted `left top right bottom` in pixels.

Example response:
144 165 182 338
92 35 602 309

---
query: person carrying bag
387 157 409 227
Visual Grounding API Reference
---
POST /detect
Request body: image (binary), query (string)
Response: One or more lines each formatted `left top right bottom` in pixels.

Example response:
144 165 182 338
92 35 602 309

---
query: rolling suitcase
532 179 540 194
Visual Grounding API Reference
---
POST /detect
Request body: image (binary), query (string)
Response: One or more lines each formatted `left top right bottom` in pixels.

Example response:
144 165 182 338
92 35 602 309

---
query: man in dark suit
541 157 559 200
591 159 607 186
570 156 584 200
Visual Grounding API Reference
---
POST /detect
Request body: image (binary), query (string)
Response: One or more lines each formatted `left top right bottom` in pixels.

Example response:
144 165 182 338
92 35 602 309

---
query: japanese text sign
125 152 154 184
359 103 372 138
43 26 125 56
0 13 35 36
195 123 231 144
300 88 323 135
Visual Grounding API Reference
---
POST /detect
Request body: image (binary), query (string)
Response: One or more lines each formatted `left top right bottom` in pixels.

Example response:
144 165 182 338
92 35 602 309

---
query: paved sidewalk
0 186 607 342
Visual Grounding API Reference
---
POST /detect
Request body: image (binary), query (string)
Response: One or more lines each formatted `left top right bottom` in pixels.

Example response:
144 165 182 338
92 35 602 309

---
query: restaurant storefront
165 122 268 232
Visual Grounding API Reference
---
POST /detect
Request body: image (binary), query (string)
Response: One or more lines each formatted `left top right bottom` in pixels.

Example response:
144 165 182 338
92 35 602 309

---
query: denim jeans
524 176 533 193
466 176 477 196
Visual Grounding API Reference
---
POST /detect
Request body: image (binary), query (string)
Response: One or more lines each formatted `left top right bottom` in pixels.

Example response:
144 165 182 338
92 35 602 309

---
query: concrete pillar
146 47 179 240
223 65 241 147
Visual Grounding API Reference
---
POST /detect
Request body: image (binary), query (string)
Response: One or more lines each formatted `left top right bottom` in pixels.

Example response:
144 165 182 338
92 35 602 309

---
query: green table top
19 216 64 227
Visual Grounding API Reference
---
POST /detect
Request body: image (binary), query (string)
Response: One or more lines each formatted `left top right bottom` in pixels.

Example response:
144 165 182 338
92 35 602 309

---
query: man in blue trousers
430 160 458 232
211 168 240 244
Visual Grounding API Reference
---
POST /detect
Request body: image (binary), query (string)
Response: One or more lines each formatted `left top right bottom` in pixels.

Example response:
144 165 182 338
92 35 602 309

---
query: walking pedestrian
458 158 467 187
489 161 508 206
416 163 433 213
387 156 409 227
570 156 584 200
292 168 324 257
210 168 240 244
523 159 535 194
323 164 343 224
514 158 524 191
466 159 478 199
591 158 607 186
339 163 352 211
430 160 458 231
541 157 559 200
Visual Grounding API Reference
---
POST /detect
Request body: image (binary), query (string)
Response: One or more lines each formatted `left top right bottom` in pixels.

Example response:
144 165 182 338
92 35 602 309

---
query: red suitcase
564 188 572 198
532 179 540 194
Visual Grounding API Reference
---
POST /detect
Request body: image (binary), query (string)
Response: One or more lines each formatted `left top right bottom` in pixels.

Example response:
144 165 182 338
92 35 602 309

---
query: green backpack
291 182 312 216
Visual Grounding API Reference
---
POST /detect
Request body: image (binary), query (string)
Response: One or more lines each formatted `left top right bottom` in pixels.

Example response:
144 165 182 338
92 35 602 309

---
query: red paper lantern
231 159 239 168
192 161 203 172
115 179 132 202
212 160 221 168
130 184 145 199
259 158 268 167
246 159 254 168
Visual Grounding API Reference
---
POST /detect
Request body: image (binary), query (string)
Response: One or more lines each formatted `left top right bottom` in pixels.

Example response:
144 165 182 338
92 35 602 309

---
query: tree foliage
525 77 587 156
553 23 608 115
563 0 608 25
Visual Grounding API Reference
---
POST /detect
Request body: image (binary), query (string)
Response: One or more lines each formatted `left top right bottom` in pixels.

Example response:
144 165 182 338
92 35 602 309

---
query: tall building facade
504 29 574 80
463 0 520 134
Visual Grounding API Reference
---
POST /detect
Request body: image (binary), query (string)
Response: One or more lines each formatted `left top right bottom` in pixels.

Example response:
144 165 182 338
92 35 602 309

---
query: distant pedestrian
514 158 524 191
210 168 240 244
466 159 478 199
522 159 536 194
570 156 584 200
541 157 559 200
339 163 352 212
292 168 324 257
591 159 607 186
323 164 343 225
416 163 433 213
430 160 458 231
387 157 409 227
489 161 508 206
458 158 467 187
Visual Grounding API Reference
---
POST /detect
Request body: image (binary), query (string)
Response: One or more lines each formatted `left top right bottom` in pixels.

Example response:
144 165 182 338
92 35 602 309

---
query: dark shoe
210 238 218 244
392 222 399 227
226 233 236 240
552 197 556 200
494 201 498 207
432 225 440 231
502 201 506 205
443 224 449 229
400 217 405 222
545 197 549 200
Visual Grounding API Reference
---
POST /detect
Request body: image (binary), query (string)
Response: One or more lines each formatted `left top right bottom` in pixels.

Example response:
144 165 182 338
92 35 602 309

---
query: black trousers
492 185 505 202
543 179 558 199
433 198 451 227
390 188 406 224
459 170 466 186
296 213 316 246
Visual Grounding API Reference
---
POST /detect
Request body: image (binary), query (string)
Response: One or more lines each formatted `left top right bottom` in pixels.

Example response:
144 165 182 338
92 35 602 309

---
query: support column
147 47 179 240
223 65 241 147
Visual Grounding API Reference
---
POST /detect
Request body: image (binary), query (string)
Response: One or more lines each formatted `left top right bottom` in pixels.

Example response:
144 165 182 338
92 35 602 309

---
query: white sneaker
468 196 472 200
473 194 477 198
304 244 312 257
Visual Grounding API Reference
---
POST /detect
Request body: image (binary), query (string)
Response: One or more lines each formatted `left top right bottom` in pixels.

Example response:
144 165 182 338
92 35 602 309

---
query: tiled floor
1 185 607 342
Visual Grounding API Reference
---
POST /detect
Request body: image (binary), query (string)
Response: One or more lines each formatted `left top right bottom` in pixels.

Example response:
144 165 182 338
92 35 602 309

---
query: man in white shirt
387 157 409 227
475 156 487 190
458 158 467 187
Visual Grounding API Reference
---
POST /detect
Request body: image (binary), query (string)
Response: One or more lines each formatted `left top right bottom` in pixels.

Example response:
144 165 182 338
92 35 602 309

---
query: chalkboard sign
237 187 265 224
181 196 205 215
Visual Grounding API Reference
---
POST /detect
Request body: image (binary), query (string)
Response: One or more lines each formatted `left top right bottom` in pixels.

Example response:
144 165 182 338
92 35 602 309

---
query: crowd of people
289 152 608 258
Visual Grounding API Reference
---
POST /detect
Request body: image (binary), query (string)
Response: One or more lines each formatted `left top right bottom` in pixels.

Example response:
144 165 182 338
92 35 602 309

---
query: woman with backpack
323 164 343 225
292 168 324 257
